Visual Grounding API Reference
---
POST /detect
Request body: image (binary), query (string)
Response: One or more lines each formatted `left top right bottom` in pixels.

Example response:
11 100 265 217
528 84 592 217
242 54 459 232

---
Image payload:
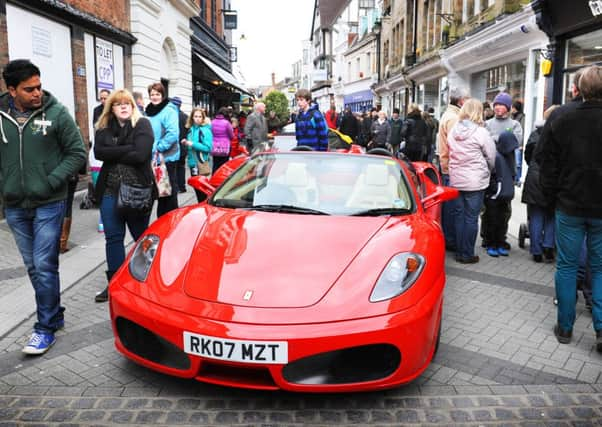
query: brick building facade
0 0 134 145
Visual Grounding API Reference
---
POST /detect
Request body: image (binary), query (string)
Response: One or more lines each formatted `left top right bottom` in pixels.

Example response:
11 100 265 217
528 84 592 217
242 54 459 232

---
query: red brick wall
70 31 90 145
62 0 130 32
0 8 8 92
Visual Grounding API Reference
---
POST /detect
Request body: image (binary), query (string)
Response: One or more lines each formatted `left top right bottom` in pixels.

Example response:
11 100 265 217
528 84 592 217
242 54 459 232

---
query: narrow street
0 189 600 426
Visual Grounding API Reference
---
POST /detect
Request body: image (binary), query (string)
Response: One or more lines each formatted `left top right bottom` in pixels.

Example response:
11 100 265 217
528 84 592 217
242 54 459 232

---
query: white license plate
183 332 288 364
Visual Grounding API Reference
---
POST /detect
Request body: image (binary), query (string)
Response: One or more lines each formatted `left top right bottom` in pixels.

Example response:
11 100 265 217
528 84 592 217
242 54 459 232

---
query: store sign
223 10 238 30
589 0 602 16
313 69 327 81
95 37 114 91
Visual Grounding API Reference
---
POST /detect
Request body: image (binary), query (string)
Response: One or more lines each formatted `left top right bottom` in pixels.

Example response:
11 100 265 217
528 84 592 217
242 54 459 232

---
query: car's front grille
115 317 191 370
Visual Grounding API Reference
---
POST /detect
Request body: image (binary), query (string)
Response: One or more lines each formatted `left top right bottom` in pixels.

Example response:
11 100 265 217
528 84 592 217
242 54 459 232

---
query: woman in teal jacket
145 82 179 217
184 107 213 202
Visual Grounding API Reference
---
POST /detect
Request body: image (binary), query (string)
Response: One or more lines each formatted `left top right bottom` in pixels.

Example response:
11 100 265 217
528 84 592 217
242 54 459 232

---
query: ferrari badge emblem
243 290 253 301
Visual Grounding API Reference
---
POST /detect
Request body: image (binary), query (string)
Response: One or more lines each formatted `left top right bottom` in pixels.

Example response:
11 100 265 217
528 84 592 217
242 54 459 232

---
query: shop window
565 28 602 69
484 61 526 102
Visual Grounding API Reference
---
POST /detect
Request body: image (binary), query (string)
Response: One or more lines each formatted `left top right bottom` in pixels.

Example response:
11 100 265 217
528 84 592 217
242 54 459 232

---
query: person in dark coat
389 108 403 155
538 65 602 349
369 110 391 149
338 107 359 143
93 89 156 303
401 104 431 161
92 89 110 125
521 106 559 263
482 131 518 257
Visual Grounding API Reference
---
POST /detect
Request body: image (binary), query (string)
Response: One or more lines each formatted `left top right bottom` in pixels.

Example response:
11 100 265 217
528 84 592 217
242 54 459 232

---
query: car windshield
209 152 415 216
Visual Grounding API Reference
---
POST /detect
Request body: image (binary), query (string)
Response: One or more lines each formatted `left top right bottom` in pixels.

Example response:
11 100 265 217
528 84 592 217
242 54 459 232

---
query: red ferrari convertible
109 149 458 392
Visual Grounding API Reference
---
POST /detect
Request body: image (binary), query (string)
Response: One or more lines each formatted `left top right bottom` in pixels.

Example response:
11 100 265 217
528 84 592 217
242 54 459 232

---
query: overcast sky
231 0 314 87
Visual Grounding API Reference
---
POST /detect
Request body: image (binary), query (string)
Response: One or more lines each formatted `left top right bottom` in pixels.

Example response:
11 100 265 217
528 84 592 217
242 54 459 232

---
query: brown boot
59 217 72 253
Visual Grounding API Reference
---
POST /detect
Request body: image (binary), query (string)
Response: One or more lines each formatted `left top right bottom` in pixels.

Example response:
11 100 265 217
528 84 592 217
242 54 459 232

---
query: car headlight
370 253 425 302
129 234 160 282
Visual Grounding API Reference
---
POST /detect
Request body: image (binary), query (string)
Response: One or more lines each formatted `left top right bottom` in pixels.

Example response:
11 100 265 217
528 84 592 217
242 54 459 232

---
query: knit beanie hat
170 96 182 109
493 92 512 111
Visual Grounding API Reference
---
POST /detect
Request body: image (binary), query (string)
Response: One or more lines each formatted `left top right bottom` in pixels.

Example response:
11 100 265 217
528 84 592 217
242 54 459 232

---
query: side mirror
422 186 458 210
187 175 215 197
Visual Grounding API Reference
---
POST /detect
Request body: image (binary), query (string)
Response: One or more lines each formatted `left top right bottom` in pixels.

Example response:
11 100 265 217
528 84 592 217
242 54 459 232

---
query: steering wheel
291 145 314 151
366 147 393 157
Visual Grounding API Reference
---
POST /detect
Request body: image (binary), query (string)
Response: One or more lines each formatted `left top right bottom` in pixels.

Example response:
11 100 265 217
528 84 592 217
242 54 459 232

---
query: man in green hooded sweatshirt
0 59 86 355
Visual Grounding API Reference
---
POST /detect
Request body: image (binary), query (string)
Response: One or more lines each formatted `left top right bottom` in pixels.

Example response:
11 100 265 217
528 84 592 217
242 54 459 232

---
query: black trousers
482 198 511 248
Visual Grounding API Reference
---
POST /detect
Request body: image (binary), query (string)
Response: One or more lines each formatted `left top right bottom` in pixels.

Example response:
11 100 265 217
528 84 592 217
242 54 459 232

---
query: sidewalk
0 189 197 338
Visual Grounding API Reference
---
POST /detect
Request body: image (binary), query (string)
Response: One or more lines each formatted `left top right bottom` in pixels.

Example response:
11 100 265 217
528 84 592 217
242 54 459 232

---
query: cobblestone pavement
1 195 602 425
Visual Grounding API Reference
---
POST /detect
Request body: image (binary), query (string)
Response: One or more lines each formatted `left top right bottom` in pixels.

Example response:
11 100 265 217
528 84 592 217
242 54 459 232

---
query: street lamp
373 19 382 84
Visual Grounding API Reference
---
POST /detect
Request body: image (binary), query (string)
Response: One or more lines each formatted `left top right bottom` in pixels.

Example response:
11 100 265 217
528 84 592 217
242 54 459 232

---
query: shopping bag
198 159 211 176
153 158 172 198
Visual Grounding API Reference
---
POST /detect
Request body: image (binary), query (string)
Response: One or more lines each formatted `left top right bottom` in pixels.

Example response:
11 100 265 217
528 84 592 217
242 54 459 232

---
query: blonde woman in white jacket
448 99 496 263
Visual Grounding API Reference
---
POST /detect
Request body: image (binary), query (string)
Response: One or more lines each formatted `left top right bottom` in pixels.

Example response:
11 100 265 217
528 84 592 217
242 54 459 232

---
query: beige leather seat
284 162 318 206
346 163 400 209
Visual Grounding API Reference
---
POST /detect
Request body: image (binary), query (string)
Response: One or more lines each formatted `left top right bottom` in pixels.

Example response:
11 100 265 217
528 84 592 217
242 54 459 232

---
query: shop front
190 16 248 115
344 89 374 113
534 0 602 105
442 5 548 137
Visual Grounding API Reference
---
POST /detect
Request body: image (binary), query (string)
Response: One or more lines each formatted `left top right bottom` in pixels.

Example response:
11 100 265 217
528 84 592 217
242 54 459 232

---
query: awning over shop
194 53 250 95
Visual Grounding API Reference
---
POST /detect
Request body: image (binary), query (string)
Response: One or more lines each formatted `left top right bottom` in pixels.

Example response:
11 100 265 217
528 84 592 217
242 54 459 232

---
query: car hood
182 208 387 308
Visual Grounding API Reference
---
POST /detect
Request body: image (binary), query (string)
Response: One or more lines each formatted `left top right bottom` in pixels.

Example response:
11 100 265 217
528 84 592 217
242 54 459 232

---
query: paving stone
370 410 394 423
449 409 472 422
18 408 49 422
395 409 420 423
108 410 133 424
76 410 106 422
269 412 293 423
46 409 78 422
188 411 209 423
134 410 164 423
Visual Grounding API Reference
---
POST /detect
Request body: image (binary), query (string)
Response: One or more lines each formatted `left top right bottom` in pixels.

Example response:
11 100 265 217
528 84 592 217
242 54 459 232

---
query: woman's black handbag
116 182 153 217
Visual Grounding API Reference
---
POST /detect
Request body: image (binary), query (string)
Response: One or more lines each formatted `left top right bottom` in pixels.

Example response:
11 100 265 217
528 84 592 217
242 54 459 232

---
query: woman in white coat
448 98 496 263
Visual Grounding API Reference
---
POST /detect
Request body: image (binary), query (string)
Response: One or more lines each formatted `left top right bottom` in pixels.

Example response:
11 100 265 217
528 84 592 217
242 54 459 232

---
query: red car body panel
109 151 457 392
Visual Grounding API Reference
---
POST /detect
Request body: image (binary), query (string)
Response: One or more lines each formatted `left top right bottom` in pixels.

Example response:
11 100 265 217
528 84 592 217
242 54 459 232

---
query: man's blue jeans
555 210 602 332
441 174 456 249
527 205 555 256
100 195 150 274
5 200 66 334
452 190 484 259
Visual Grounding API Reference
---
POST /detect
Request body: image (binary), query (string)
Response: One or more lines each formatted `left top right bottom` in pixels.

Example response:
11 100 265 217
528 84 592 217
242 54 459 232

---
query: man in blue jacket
294 89 328 151
0 59 86 355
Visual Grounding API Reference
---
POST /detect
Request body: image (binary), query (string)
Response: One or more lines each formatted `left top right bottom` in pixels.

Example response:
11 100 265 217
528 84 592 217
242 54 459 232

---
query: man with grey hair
438 86 469 251
539 65 602 350
244 101 268 151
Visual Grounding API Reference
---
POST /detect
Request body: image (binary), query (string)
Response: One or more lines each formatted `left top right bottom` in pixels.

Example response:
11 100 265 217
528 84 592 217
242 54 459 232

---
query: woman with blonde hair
93 89 156 302
448 98 496 263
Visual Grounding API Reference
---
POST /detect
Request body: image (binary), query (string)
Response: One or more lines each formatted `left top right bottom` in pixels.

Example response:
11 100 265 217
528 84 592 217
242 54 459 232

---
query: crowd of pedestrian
2 56 601 357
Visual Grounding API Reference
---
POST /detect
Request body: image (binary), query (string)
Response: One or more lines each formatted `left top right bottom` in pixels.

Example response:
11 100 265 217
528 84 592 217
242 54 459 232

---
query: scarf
145 98 169 117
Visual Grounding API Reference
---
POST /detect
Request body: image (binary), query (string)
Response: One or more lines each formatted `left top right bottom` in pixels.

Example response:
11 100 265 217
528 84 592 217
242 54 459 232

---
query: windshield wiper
251 204 329 215
350 207 412 217
211 199 251 208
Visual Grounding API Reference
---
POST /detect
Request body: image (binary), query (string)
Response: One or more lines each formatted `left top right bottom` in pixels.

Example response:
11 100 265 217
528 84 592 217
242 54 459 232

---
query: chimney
271 72 276 86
